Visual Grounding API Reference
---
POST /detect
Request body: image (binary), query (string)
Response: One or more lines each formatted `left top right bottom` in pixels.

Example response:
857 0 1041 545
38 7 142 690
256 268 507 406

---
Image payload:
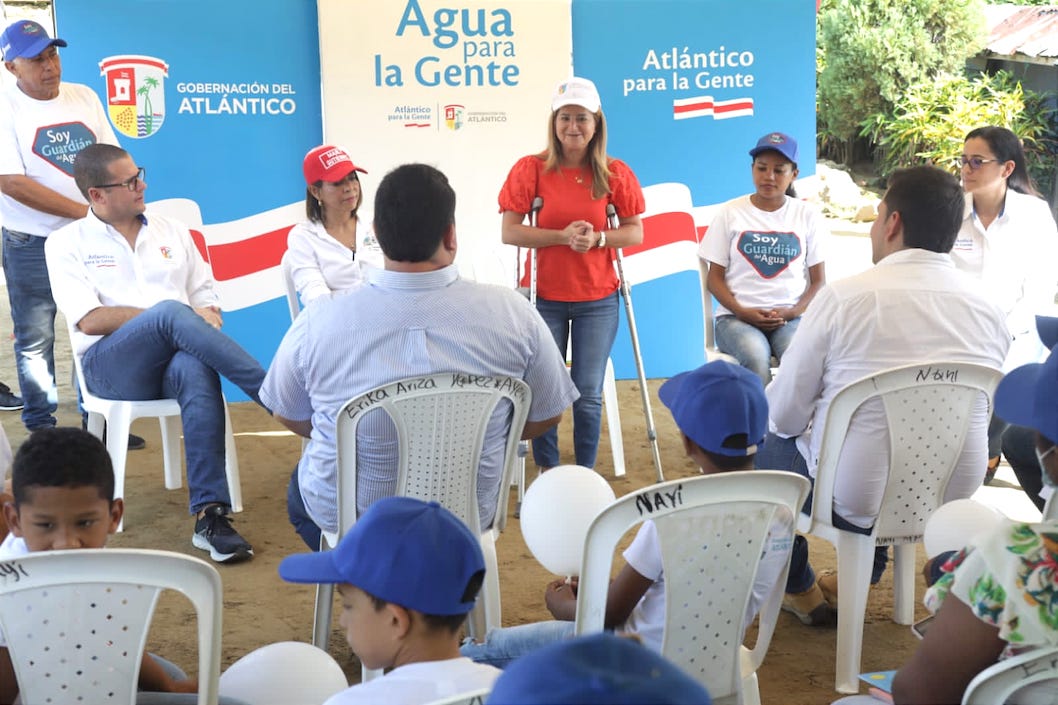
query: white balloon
219 641 348 705
923 499 1005 558
519 464 617 576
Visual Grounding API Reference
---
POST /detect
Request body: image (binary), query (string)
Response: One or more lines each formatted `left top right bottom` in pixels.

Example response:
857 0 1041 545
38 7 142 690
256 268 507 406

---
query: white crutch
514 197 544 517
608 203 664 482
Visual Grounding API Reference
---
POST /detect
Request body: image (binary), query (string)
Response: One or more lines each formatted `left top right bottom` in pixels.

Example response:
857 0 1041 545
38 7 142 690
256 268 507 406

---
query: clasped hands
194 305 223 329
563 220 598 254
737 306 796 331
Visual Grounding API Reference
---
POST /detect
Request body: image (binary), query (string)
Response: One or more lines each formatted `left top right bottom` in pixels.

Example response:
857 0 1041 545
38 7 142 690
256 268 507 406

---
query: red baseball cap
302 145 367 185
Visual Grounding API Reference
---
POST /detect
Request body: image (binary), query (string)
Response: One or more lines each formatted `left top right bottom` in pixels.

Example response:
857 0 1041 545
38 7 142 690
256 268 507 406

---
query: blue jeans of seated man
1003 423 1046 511
714 314 800 385
140 654 251 705
81 300 266 514
287 466 323 550
532 293 619 469
755 433 888 593
460 620 577 668
2 228 58 430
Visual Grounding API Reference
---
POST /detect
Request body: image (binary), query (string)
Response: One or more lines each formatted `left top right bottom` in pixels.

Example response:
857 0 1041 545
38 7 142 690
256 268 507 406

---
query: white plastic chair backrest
335 372 531 537
698 258 718 353
573 471 809 700
805 362 1003 542
421 687 490 705
280 253 300 322
962 646 1058 705
0 548 222 705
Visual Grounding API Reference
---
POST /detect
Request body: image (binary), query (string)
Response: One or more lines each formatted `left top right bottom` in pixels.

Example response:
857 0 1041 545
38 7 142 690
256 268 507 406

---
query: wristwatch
597 230 607 248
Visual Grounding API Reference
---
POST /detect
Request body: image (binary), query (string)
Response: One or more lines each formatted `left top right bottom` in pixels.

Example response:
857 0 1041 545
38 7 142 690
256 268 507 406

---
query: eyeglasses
959 155 997 171
96 167 145 191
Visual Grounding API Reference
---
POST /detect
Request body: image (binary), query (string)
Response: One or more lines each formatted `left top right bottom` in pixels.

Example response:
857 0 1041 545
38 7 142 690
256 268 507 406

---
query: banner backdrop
317 0 573 285
573 0 818 379
53 0 322 400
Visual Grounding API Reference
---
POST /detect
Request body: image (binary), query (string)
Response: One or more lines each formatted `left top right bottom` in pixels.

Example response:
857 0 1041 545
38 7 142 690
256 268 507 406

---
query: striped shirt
261 265 579 534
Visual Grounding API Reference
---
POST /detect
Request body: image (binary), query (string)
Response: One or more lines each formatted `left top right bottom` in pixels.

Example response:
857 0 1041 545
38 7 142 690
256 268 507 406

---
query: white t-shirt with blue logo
0 81 118 236
699 194 827 318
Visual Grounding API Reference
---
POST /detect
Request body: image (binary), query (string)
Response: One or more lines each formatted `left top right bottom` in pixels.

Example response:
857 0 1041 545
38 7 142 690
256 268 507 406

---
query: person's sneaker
127 433 146 451
782 583 836 626
192 504 253 563
817 569 839 606
0 382 23 411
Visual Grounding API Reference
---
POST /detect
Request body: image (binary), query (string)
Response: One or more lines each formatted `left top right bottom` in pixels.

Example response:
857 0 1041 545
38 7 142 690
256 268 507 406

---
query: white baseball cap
551 77 601 113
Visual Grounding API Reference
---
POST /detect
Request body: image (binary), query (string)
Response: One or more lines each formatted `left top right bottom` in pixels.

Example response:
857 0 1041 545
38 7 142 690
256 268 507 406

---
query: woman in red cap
285 145 384 306
499 76 645 473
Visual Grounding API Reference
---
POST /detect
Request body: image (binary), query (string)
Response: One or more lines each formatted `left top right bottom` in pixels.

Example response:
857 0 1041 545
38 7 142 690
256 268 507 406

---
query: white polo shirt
45 210 218 356
285 217 384 305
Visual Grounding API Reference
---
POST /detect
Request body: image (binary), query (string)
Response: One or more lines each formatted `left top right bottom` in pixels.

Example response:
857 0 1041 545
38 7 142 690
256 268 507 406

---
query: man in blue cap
0 19 132 441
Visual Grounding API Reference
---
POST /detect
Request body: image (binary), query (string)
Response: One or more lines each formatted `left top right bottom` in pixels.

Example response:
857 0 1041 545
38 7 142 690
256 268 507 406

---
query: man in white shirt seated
758 166 1010 626
44 144 267 564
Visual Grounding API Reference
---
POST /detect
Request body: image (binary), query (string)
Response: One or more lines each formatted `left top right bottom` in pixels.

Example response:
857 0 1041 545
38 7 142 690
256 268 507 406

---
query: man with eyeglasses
0 20 128 437
43 144 267 564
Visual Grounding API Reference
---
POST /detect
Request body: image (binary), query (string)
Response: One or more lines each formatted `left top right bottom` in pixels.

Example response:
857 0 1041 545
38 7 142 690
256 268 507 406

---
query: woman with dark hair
499 76 645 472
698 132 827 384
284 145 383 306
953 126 1058 479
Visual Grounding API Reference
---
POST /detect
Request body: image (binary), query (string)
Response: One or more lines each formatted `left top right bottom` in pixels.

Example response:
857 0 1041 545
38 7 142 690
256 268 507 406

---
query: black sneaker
0 382 23 411
81 415 146 451
192 504 254 563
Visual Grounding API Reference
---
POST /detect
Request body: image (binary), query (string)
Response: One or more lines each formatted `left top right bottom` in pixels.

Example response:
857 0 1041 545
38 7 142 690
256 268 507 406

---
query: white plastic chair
0 548 222 705
799 361 1003 693
422 688 491 705
69 323 243 531
962 646 1058 704
574 471 811 705
698 258 738 364
315 373 531 663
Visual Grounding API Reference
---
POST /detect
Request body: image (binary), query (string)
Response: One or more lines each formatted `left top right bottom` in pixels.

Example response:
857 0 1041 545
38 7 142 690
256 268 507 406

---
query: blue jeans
755 433 888 593
1003 423 1046 511
714 315 800 385
2 228 58 430
533 293 619 469
460 620 576 668
287 466 323 550
81 301 265 514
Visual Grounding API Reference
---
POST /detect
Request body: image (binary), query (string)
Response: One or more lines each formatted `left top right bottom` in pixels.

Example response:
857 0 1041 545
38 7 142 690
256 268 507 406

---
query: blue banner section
54 0 323 400
572 0 816 379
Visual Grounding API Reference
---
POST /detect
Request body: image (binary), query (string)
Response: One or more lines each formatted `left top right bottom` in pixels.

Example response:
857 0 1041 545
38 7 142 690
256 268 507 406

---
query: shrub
861 70 1056 194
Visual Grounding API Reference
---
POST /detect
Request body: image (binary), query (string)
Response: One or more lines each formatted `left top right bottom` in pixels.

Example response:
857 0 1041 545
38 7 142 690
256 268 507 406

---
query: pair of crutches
513 198 664 515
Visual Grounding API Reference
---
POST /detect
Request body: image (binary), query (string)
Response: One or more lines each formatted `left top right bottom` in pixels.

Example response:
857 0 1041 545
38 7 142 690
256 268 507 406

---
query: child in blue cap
462 360 796 666
279 496 500 704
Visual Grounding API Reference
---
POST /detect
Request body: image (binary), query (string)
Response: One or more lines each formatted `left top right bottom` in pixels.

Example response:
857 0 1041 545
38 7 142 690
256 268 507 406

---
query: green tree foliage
817 0 986 144
862 70 1055 193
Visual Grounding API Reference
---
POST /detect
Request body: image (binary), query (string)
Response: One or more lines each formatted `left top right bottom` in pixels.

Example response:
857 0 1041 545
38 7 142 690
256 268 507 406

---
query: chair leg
160 415 183 490
222 403 243 513
312 582 333 651
480 531 502 633
515 442 528 518
603 357 625 478
106 406 133 533
834 532 875 694
741 670 761 705
892 543 916 625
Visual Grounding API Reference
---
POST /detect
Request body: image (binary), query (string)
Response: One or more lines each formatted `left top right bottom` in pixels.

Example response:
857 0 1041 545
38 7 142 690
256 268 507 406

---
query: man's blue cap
1 20 66 61
278 496 485 616
749 131 798 165
995 316 1058 442
486 633 712 704
659 360 767 456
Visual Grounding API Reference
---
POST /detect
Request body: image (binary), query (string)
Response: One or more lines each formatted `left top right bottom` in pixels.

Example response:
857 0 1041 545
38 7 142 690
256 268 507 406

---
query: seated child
461 360 795 666
279 496 501 704
0 427 246 705
486 632 712 704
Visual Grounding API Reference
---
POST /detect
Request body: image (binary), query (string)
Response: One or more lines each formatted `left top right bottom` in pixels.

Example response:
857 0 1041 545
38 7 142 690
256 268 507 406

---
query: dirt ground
0 301 933 705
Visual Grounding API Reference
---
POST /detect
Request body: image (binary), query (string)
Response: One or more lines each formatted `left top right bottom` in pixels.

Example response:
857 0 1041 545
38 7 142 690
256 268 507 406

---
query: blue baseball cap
1036 315 1058 349
1 20 66 61
279 496 485 616
659 360 767 456
995 343 1058 444
749 131 798 165
486 633 712 704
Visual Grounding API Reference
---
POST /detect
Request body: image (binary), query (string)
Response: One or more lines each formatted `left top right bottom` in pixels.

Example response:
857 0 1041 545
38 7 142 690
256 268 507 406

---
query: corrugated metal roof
983 5 1058 61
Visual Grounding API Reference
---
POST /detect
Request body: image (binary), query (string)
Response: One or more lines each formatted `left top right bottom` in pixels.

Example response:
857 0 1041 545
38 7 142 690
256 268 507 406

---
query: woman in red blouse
498 76 645 471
